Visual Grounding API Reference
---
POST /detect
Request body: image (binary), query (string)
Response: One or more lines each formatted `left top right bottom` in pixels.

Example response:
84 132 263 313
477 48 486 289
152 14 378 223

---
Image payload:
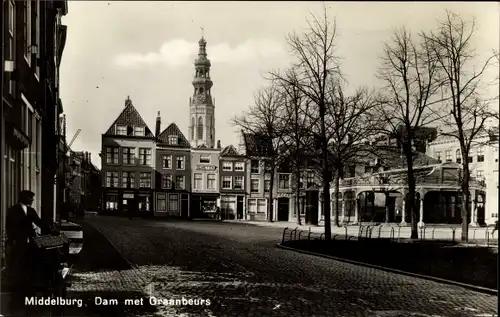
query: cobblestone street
66 216 498 317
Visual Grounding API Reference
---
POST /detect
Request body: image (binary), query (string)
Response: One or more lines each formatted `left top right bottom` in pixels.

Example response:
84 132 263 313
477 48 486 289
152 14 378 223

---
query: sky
60 1 499 169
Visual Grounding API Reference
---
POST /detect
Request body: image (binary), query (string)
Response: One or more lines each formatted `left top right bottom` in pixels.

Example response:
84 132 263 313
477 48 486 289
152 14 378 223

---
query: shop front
155 192 190 218
220 194 245 220
102 188 154 217
191 193 220 219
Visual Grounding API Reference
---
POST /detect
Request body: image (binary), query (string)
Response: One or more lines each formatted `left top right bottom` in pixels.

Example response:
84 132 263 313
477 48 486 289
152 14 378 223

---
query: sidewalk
225 220 499 243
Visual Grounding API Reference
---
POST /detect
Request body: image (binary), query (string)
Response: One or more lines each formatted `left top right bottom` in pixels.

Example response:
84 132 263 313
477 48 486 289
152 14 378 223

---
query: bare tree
376 27 443 239
231 84 287 222
278 72 313 226
422 11 498 241
324 79 380 227
268 9 342 240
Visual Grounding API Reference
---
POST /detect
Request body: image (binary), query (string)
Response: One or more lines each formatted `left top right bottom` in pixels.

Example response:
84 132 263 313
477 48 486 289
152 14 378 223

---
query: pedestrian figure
5 190 53 295
215 206 221 221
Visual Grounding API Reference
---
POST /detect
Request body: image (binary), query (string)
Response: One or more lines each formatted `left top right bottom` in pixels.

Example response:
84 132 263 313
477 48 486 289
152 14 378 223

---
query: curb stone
276 243 498 296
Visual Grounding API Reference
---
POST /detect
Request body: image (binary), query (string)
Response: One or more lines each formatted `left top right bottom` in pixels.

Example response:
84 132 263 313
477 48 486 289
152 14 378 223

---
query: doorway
181 194 189 218
236 196 244 219
277 198 290 221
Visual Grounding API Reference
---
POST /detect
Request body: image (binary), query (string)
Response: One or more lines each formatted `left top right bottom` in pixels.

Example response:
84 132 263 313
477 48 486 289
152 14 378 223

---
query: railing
281 224 498 246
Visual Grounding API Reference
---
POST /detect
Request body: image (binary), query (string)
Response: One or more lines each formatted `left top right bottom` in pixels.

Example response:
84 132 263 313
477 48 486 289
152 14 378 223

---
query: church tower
188 35 215 148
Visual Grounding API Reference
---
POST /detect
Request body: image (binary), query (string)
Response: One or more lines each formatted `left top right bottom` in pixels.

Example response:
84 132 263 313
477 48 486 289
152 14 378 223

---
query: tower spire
201 26 204 39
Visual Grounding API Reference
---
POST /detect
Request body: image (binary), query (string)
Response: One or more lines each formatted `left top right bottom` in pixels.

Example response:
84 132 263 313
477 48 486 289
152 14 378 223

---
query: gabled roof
243 133 274 157
220 145 241 157
157 123 191 148
104 97 154 137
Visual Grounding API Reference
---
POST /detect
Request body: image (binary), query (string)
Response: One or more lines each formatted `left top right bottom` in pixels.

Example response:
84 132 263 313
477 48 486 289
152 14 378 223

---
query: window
207 174 216 189
169 194 179 211
139 172 151 188
194 173 203 189
34 0 40 77
251 160 259 174
162 175 172 189
222 176 232 189
279 174 290 189
134 126 145 136
197 117 203 140
234 176 244 190
35 118 40 169
157 194 167 212
106 172 119 188
251 179 259 193
299 176 305 189
436 151 441 163
468 156 473 163
477 147 484 162
162 155 172 168
200 154 210 163
306 172 315 188
264 180 271 192
456 149 461 164
248 199 257 213
176 156 185 169
122 172 135 188
116 125 127 135
257 199 266 213
7 1 15 95
445 150 452 162
476 170 484 179
169 136 178 145
191 118 195 140
175 176 185 190
8 1 14 35
222 161 232 171
122 147 134 164
139 148 152 165
23 1 31 62
234 162 244 171
106 147 119 164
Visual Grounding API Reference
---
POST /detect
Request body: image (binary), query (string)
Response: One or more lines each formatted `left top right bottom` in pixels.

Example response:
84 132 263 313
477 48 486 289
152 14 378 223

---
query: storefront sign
196 165 217 171
6 123 30 150
123 193 134 199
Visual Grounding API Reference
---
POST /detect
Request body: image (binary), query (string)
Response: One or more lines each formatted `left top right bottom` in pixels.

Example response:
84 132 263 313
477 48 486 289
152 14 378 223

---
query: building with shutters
219 145 247 220
154 112 191 218
100 96 156 217
1 0 68 257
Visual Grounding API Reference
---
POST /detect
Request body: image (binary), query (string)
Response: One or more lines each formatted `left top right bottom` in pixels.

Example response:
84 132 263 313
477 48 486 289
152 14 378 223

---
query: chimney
155 111 161 137
238 130 246 155
217 140 221 149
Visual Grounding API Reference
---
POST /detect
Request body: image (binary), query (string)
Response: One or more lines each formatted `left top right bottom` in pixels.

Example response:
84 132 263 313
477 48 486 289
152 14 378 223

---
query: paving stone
68 217 497 317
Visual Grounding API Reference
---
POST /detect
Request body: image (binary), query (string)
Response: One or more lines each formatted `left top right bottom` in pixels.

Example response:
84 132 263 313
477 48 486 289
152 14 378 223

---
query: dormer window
134 126 145 136
169 136 178 145
116 125 127 135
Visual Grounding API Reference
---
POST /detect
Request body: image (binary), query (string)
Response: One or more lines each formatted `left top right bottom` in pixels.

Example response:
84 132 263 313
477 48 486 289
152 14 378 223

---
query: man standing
5 190 51 293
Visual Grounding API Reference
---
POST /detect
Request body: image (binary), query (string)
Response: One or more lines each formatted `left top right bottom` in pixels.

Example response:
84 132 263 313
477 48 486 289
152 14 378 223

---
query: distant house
219 145 247 220
101 96 156 217
239 132 274 221
155 112 191 218
190 144 221 218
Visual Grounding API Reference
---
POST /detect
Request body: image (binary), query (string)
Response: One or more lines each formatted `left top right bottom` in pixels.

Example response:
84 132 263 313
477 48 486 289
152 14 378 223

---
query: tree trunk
268 167 275 222
461 164 470 242
406 157 418 239
334 172 340 227
296 169 302 225
319 103 332 240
